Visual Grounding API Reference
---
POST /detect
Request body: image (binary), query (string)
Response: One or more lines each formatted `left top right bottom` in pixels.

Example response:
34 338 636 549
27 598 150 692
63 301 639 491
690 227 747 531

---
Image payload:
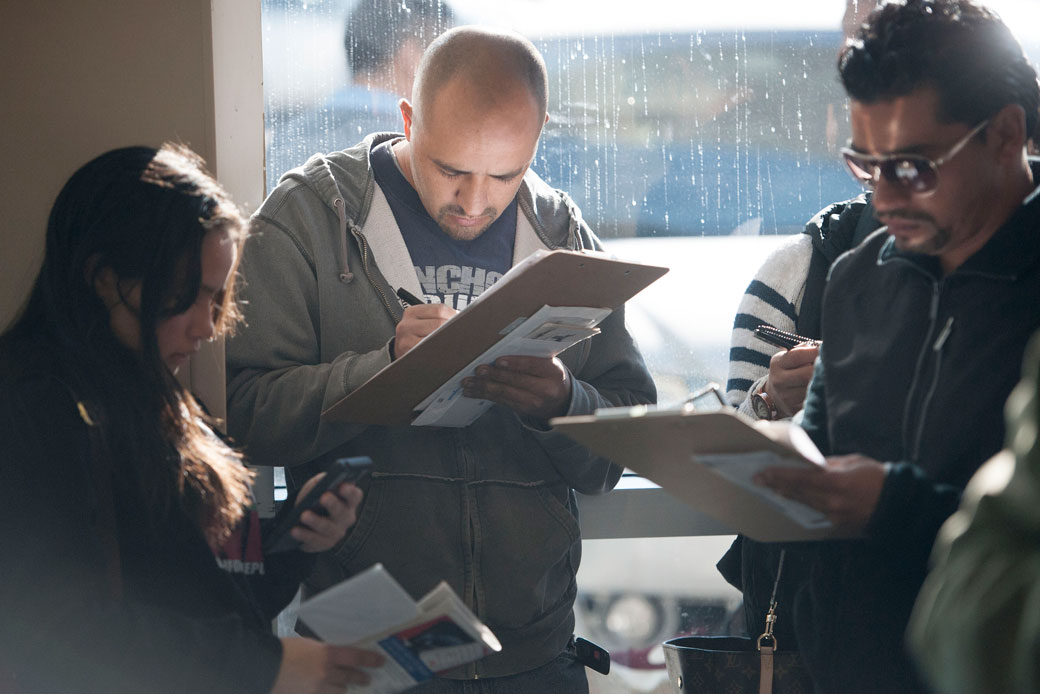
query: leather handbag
663 551 813 694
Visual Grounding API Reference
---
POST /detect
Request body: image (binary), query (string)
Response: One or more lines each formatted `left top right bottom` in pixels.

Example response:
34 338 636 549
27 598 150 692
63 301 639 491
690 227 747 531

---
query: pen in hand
753 324 820 350
396 287 425 306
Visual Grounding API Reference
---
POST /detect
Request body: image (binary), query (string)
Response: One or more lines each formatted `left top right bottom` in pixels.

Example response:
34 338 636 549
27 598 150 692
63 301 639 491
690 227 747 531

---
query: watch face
752 393 772 420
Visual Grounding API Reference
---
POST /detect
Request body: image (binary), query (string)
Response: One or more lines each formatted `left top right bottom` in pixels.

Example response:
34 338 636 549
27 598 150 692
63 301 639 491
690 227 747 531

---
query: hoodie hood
275 133 593 286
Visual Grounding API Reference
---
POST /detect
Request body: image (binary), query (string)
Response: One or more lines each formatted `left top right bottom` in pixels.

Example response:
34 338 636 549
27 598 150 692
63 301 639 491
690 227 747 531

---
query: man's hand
394 303 457 359
271 638 384 694
754 454 887 532
291 475 364 553
763 342 819 417
461 355 572 422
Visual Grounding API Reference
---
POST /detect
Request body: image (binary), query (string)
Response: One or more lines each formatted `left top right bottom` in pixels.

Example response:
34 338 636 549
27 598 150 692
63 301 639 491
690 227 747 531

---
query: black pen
396 287 425 306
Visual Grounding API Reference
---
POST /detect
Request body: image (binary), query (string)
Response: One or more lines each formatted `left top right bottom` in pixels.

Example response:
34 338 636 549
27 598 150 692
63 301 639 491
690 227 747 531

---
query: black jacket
0 335 312 694
736 177 1040 693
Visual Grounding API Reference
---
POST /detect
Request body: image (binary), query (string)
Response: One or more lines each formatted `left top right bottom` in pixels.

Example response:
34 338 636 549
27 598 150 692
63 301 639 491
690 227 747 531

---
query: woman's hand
270 637 384 694
291 474 364 553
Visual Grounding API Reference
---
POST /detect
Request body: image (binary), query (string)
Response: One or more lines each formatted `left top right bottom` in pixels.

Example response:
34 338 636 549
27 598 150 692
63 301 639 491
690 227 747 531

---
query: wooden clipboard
550 408 858 542
321 250 668 426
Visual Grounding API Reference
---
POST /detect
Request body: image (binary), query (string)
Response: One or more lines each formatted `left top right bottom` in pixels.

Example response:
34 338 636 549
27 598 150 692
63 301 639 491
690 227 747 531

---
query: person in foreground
226 26 655 692
908 330 1040 693
0 144 382 694
719 1 1040 692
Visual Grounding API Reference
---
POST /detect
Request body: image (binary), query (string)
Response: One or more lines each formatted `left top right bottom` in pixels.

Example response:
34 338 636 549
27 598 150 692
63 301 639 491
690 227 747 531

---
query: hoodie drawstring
333 197 355 283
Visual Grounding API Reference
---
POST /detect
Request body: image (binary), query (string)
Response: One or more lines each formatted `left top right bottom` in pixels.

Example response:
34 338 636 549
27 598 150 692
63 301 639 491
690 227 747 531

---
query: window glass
261 2 1040 691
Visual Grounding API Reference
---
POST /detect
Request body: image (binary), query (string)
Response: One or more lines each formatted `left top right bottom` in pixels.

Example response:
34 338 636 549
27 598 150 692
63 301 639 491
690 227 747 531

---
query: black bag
663 635 812 694
663 550 813 693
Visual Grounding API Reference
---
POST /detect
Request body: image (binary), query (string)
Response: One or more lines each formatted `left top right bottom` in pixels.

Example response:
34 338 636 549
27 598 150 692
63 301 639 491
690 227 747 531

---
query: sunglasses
841 119 990 196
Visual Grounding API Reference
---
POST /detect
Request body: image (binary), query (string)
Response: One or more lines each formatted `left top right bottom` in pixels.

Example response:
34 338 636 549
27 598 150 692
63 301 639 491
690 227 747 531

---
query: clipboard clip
681 382 729 413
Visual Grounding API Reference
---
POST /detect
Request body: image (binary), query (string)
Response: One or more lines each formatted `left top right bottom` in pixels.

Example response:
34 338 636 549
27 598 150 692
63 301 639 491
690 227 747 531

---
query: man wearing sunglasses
726 1 1040 692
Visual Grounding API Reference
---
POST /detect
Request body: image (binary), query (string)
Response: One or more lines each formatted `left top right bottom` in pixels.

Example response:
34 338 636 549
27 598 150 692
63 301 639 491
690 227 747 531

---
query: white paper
410 305 610 427
297 564 419 645
695 447 832 529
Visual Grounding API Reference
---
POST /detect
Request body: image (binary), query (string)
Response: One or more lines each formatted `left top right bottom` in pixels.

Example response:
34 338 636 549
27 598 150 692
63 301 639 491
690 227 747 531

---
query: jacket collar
877 161 1040 281
296 133 579 251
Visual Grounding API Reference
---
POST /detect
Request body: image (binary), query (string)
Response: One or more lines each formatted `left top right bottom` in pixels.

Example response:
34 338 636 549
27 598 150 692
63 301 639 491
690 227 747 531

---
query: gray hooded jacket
226 134 656 677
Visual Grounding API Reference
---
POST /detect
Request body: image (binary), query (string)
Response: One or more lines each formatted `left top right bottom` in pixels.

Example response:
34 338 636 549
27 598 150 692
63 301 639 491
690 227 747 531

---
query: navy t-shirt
370 140 516 310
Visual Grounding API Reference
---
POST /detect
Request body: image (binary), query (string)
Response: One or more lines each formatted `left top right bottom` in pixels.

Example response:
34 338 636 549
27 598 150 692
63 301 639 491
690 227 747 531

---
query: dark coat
726 173 1040 693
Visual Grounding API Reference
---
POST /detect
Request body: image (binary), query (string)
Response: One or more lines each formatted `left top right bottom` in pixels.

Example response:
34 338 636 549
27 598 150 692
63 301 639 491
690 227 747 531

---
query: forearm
227 343 391 467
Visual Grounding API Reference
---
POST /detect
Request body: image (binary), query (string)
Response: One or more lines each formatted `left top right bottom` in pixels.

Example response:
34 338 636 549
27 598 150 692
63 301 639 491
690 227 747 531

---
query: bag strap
756 549 786 694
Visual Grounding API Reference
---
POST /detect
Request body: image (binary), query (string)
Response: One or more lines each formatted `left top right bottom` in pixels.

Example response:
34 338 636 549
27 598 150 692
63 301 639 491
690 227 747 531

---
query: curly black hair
839 0 1039 142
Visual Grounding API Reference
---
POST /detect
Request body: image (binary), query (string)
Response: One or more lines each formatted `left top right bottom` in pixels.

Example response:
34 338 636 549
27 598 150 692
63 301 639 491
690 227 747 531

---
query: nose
188 303 217 345
868 168 911 213
455 176 489 217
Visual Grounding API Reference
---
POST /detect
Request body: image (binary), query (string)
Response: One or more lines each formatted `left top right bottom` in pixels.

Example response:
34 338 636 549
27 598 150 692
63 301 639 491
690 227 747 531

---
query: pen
753 324 820 350
396 287 425 306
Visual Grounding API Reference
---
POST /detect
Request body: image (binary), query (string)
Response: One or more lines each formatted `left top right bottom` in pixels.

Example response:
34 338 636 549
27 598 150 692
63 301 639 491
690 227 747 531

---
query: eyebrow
431 158 527 180
846 141 935 157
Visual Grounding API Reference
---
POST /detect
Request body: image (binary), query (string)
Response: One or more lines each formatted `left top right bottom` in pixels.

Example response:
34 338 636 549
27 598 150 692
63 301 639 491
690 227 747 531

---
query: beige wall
0 0 264 416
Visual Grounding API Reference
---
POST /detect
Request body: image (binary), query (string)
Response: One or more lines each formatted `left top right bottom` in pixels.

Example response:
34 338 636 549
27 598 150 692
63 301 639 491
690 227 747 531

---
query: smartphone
263 456 373 554
753 324 819 351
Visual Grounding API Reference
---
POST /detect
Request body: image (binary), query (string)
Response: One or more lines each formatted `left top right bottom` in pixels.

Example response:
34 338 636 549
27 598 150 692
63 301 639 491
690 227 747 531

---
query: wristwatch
751 387 779 420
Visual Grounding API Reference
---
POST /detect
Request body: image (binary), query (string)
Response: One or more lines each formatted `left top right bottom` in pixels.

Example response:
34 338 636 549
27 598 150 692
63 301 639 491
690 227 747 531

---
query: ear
87 255 120 309
399 98 414 139
988 103 1027 163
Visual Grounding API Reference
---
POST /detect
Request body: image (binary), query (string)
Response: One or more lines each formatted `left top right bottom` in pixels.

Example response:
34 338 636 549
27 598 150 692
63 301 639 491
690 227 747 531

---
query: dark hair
344 0 455 77
839 0 1040 142
5 144 252 546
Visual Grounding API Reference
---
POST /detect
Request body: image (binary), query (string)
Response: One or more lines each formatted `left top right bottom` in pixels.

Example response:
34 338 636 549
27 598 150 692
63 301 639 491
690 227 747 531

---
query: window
260 1 1040 691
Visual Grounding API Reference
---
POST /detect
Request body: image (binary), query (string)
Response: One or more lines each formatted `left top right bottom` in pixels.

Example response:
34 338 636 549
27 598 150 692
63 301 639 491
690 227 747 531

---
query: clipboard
322 250 668 426
550 407 859 542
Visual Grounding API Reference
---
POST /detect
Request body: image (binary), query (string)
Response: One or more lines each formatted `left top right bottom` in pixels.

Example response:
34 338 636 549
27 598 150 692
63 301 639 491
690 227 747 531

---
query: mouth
447 214 487 228
885 220 923 238
880 213 934 240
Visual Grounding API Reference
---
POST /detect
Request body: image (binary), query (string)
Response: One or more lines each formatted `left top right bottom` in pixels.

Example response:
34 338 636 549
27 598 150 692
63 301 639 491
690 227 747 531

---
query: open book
297 564 501 693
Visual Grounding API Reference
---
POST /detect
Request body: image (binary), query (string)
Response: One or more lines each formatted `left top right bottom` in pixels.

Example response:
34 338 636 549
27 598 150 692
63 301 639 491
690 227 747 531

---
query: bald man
227 27 655 692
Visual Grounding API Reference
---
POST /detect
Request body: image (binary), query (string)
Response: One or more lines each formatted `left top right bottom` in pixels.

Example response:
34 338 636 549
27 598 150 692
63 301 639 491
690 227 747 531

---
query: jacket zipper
349 225 400 321
898 273 956 462
454 428 483 679
911 315 954 460
901 281 941 456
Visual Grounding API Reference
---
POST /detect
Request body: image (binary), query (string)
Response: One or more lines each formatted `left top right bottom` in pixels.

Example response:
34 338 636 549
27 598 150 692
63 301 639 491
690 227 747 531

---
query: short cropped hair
344 0 455 76
414 26 549 120
839 0 1040 141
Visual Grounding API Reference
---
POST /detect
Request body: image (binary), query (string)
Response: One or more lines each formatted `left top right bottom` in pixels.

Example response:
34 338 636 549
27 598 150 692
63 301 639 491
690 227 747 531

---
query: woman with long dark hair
0 144 382 693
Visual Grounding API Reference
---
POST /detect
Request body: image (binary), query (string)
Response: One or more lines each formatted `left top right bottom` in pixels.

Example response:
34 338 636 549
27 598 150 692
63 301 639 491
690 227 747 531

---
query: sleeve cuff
865 462 913 544
737 375 770 419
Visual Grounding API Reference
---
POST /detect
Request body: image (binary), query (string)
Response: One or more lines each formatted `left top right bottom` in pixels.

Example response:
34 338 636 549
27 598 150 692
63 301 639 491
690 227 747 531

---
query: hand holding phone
263 456 373 554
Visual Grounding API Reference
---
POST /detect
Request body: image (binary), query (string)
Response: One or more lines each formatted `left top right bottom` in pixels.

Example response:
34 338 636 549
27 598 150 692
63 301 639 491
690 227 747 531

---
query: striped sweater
724 193 876 418
725 234 813 417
